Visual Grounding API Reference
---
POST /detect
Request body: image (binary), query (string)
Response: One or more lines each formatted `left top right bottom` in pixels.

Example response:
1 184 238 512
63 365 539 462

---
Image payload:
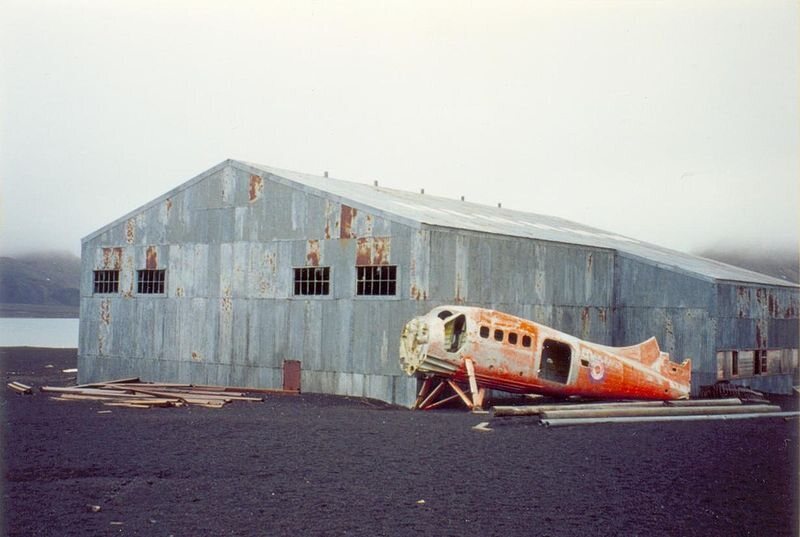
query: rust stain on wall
580 307 590 339
340 205 357 239
125 219 135 244
373 237 390 265
249 174 264 202
146 246 158 270
598 307 608 323
355 237 391 265
100 299 111 326
356 238 371 266
755 320 767 348
165 198 173 212
306 240 321 267
101 247 123 270
410 284 423 300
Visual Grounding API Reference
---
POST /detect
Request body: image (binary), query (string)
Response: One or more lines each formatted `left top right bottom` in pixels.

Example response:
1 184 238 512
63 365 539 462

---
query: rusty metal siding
427 228 614 344
613 254 717 393
714 283 799 393
80 159 426 405
80 160 799 406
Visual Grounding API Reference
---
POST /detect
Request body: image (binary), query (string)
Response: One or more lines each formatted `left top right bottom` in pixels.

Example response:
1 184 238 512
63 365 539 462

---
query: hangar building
78 160 800 406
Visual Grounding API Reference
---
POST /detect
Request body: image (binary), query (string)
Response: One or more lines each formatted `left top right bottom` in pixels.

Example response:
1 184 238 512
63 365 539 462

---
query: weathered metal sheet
401 306 691 407
78 160 799 407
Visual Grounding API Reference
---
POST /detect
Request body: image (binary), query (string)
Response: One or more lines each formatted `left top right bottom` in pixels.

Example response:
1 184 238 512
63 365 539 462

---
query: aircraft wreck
399 306 692 410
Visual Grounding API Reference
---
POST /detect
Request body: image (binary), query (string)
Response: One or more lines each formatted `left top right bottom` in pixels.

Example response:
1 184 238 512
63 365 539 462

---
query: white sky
1 0 798 258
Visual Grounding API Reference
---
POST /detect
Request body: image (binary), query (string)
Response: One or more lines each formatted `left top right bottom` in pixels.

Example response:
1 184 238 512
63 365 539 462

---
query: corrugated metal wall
613 254 716 394
80 161 800 405
79 163 430 406
714 283 800 393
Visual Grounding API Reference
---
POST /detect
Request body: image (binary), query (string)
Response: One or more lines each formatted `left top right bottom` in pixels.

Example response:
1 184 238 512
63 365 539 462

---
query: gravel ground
2 347 798 537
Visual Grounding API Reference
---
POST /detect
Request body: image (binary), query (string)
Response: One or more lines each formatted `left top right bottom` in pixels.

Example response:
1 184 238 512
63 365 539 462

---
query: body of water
0 317 79 348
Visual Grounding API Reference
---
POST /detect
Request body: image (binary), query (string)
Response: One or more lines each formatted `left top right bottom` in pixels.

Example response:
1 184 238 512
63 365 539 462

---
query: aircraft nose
399 317 429 375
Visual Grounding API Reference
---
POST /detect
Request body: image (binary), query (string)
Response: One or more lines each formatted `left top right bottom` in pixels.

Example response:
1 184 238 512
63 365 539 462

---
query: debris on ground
7 381 33 394
39 377 296 409
699 381 769 403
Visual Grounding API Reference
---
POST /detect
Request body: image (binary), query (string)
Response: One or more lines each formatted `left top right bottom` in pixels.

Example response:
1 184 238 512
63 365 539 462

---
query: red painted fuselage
399 306 691 400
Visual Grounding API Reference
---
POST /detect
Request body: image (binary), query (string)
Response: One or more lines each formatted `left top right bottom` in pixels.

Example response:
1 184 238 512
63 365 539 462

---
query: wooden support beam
414 378 433 409
424 393 462 410
418 380 446 410
446 380 473 409
464 358 481 410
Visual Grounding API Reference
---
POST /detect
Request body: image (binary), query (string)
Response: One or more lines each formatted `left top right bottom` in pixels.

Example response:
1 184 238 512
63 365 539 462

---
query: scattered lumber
7 381 33 394
39 380 270 409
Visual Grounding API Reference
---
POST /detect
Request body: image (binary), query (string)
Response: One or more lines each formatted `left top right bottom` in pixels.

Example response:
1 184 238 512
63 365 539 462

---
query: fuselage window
479 326 490 338
508 332 518 345
522 335 532 348
494 329 504 342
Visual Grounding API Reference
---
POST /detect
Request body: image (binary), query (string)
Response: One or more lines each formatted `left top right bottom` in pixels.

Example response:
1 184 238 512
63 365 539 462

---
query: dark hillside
0 251 81 317
694 246 799 284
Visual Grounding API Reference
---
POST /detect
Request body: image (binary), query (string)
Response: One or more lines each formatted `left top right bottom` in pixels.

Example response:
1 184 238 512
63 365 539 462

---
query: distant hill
693 246 799 285
0 251 81 317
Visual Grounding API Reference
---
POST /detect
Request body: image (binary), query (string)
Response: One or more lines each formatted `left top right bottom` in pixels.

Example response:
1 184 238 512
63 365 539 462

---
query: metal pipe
493 401 663 417
541 411 800 428
540 404 781 420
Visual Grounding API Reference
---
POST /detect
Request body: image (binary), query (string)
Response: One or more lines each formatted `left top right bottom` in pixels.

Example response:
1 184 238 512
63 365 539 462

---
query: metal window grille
356 265 397 296
294 267 330 296
93 270 119 294
137 269 165 294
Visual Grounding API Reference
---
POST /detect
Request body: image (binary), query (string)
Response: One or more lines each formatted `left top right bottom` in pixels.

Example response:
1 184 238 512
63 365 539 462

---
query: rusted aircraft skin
399 306 691 401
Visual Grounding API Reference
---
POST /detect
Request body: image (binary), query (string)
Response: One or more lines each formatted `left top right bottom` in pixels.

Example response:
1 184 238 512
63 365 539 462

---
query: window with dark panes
294 267 331 296
137 269 165 294
356 265 397 296
93 270 120 294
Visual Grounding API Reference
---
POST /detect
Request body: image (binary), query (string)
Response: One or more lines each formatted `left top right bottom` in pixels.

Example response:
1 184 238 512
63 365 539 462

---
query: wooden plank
464 358 480 409
413 378 432 409
446 380 473 409
418 380 446 410
73 377 141 388
7 382 33 394
40 387 153 398
194 384 299 395
424 393 462 410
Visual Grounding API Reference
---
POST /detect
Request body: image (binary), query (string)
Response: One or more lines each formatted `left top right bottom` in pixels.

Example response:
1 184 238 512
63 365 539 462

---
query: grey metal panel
615 254 715 309
236 161 795 288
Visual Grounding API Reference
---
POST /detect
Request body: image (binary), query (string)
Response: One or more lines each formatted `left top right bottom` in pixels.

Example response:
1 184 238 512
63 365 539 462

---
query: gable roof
82 159 796 288
240 161 795 288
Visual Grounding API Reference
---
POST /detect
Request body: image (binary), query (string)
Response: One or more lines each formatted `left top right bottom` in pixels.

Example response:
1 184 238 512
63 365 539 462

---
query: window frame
355 264 398 298
292 266 332 297
136 269 166 295
93 270 120 294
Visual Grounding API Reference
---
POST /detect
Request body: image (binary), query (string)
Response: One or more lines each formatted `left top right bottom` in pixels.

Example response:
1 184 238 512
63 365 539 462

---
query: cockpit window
437 310 453 320
443 314 467 353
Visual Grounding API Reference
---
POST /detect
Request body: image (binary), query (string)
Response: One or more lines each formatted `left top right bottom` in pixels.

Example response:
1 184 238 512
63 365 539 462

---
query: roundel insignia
589 356 606 382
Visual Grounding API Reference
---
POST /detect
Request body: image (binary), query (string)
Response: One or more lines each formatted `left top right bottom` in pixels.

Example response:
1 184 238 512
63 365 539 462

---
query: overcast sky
1 0 797 259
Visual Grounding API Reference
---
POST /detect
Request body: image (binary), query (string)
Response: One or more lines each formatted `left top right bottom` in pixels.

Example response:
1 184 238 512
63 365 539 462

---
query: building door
283 360 301 392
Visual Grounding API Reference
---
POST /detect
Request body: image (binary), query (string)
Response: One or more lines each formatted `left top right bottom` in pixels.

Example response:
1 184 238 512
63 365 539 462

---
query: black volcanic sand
2 347 798 537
